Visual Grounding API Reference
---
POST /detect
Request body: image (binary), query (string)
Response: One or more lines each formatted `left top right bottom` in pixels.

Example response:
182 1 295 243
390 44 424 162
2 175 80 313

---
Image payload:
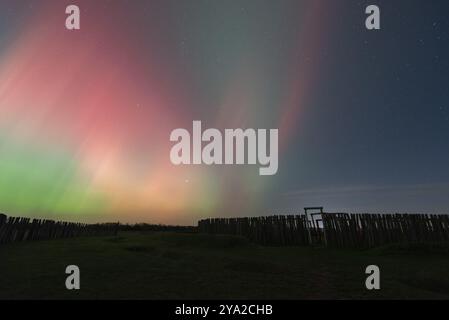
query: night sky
0 0 448 224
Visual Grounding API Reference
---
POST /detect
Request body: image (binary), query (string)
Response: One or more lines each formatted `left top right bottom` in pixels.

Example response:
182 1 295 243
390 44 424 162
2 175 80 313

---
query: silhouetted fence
198 212 449 248
0 213 119 245
322 213 449 248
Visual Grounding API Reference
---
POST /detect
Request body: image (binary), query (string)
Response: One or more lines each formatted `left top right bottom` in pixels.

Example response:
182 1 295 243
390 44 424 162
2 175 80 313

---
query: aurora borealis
0 0 448 224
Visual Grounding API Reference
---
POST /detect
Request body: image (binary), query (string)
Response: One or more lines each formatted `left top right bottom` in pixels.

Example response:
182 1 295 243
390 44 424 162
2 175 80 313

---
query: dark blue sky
276 0 449 214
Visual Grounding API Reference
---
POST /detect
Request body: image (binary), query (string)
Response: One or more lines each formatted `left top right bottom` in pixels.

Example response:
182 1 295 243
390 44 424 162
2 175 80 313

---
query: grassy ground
1 231 449 299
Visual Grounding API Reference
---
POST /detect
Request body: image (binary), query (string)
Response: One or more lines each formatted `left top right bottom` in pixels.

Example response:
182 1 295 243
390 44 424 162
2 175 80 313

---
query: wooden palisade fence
0 213 119 245
198 210 449 248
322 213 449 248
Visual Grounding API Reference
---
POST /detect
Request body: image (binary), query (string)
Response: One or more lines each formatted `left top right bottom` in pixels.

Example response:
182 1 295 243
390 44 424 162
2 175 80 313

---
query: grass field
1 231 449 299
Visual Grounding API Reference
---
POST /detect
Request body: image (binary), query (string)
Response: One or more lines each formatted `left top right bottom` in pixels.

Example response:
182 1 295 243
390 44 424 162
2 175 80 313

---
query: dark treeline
119 223 197 233
198 212 449 248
